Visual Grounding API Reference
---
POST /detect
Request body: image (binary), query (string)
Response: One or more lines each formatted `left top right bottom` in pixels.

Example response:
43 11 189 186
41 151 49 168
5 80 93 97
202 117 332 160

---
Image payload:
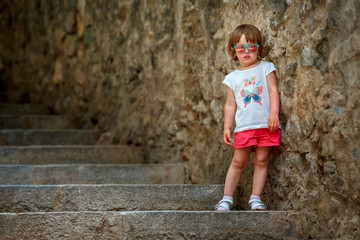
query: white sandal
215 199 233 211
249 199 267 210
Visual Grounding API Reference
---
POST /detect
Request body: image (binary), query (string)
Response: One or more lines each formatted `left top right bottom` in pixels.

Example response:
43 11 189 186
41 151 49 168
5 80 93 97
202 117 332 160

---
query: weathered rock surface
1 0 359 239
0 145 145 165
0 104 51 115
0 164 186 185
0 115 72 129
0 92 29 103
0 211 298 240
0 185 228 212
0 129 101 145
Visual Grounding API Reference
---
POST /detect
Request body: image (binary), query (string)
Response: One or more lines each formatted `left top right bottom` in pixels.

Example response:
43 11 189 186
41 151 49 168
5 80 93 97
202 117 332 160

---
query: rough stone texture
0 115 73 129
0 211 299 240
0 184 238 212
0 145 146 165
0 104 51 115
0 164 187 185
0 91 29 103
1 0 359 238
0 129 102 145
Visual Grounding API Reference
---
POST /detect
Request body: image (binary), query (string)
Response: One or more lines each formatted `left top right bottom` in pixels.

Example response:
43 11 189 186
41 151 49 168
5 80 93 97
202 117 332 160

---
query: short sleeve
222 75 233 90
264 62 276 76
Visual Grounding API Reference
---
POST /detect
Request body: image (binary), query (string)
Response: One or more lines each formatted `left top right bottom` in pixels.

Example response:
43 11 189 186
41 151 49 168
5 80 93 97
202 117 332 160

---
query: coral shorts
234 128 281 150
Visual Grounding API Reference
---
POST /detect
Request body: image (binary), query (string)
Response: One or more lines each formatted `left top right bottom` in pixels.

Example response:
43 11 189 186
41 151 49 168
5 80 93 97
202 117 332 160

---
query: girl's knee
254 147 271 167
231 156 249 171
254 156 269 167
231 147 252 170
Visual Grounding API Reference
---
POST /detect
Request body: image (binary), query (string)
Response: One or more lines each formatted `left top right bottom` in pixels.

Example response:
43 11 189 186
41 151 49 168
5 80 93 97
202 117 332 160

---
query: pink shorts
234 128 281 150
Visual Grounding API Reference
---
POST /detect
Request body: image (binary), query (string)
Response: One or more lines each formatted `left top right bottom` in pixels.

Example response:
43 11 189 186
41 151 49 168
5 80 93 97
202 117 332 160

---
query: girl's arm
266 71 280 132
224 86 237 146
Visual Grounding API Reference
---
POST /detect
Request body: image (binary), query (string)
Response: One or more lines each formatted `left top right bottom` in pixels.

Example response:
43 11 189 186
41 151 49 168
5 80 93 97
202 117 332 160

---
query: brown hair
227 24 265 61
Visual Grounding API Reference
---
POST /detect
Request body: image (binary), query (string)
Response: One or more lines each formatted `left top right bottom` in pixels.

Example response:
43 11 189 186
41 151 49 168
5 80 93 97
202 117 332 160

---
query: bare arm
266 71 280 132
224 86 237 146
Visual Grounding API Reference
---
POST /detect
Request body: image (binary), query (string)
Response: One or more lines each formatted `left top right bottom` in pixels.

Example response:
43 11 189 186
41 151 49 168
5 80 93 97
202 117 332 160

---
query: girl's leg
216 147 252 210
224 146 253 196
252 146 272 196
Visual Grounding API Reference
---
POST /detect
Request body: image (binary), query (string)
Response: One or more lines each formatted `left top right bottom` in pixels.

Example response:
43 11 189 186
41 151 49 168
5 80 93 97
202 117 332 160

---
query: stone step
0 129 100 145
0 184 236 212
0 145 145 165
0 92 28 104
0 164 186 185
0 114 73 129
0 211 299 239
0 104 51 115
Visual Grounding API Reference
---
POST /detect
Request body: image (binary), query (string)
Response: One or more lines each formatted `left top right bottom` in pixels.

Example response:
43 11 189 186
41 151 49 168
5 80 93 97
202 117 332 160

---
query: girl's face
234 34 259 69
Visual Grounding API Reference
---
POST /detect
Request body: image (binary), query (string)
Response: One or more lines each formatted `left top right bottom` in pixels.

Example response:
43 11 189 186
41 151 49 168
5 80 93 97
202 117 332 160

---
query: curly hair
227 24 265 61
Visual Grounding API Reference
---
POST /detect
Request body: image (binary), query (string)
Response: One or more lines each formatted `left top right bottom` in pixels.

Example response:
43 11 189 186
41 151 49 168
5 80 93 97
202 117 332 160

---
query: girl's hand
268 113 279 132
223 129 233 146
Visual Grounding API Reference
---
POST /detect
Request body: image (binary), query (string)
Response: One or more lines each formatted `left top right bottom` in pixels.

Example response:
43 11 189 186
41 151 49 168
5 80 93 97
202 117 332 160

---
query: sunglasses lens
236 46 245 53
249 45 258 53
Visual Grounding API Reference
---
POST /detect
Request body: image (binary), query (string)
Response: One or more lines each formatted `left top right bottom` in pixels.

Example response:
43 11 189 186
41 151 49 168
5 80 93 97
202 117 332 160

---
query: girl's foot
215 196 233 211
248 198 267 210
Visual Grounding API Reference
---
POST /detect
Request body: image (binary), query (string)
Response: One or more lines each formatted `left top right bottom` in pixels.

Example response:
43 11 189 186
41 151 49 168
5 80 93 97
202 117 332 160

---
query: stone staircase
0 91 299 239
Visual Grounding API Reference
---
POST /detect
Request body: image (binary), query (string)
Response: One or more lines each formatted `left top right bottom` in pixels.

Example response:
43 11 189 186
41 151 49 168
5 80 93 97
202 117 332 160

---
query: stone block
0 185 227 212
0 164 186 185
0 104 51 115
0 130 100 146
0 145 145 165
0 115 72 129
0 211 299 239
0 92 28 104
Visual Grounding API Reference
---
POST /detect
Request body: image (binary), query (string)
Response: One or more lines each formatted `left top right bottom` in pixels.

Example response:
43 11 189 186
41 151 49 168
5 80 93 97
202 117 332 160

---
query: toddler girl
215 24 281 211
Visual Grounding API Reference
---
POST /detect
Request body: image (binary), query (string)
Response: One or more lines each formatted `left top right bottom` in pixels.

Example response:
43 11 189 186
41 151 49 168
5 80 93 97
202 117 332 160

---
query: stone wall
1 0 359 238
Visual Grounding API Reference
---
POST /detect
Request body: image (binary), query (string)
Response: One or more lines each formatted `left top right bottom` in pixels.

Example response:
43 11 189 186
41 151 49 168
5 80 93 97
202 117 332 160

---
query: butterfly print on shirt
242 76 256 87
240 86 263 108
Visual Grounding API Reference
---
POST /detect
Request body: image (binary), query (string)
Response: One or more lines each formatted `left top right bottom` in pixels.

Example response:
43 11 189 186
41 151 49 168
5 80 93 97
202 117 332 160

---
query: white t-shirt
222 61 277 133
